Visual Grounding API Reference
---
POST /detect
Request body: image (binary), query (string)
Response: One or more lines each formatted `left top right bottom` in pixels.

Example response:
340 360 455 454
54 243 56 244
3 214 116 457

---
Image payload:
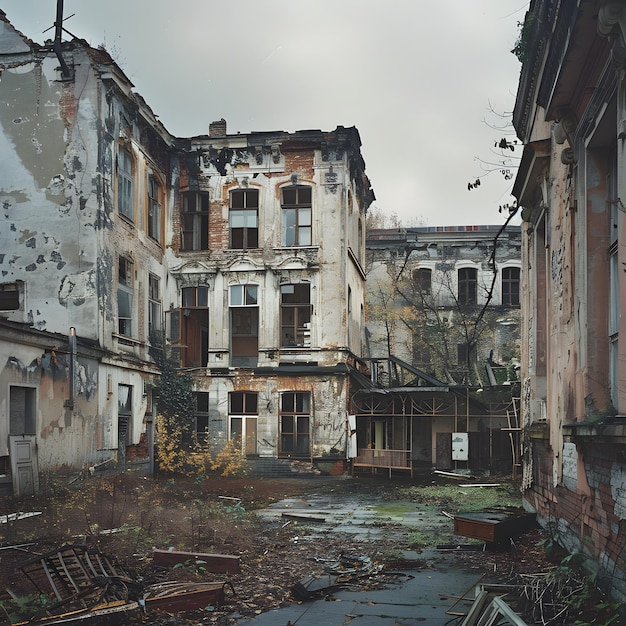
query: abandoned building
366 225 521 382
0 10 374 493
513 0 626 602
354 226 522 475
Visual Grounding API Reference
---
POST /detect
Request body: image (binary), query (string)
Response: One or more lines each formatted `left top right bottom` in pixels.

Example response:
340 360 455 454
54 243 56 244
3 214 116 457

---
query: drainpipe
66 326 76 410
53 0 73 80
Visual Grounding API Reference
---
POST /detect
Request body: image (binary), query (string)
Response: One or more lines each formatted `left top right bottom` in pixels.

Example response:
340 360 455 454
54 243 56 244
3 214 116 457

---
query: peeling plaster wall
0 52 101 338
0 336 108 467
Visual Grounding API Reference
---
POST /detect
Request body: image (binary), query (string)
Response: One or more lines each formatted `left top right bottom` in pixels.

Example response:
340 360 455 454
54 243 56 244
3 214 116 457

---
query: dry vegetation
0 472 620 625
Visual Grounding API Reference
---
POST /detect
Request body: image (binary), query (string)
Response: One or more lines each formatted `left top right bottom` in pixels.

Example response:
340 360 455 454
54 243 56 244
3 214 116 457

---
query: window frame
148 274 162 335
229 189 259 250
501 266 520 307
279 391 311 456
117 256 134 336
413 268 432 295
147 173 163 243
117 145 135 221
181 191 210 251
229 391 258 455
280 283 312 347
0 282 21 311
457 267 478 305
281 185 312 247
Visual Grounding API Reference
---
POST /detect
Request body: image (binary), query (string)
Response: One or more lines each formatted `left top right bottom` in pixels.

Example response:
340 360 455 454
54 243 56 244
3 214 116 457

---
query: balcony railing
353 449 413 477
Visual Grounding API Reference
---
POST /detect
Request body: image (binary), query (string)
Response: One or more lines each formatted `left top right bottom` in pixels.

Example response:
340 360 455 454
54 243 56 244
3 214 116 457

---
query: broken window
166 286 209 368
457 267 477 305
194 391 210 444
413 268 432 295
281 186 312 246
279 392 310 456
117 256 134 336
230 285 258 367
117 145 134 221
9 386 36 435
281 284 311 347
229 391 257 455
230 189 259 249
501 267 520 306
181 191 209 251
147 174 163 243
0 282 21 311
148 274 162 335
118 384 132 449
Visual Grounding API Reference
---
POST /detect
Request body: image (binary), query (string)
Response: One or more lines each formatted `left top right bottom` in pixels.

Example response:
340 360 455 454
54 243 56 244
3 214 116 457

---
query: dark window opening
281 284 311 347
279 392 310 456
181 192 209 251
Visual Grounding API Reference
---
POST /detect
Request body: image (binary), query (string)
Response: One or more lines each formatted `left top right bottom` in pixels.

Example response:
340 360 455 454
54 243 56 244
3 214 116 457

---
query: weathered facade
0 11 374 492
366 225 522 384
172 122 373 469
513 0 626 602
357 226 522 473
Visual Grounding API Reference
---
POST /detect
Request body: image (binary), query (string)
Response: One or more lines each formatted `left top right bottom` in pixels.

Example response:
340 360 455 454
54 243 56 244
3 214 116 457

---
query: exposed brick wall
526 440 626 600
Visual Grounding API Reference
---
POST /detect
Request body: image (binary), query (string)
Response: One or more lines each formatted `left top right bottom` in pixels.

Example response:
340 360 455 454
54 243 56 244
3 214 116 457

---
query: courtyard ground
0 471 620 625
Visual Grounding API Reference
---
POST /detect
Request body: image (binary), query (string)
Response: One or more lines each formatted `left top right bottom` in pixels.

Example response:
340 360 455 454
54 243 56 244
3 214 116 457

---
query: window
148 274 161 335
281 284 311 347
118 384 132 449
501 267 520 306
230 285 259 366
117 145 134 220
279 392 310 456
229 391 258 455
457 343 469 365
194 392 210 444
458 267 477 305
230 189 258 249
181 191 209 250
167 286 209 367
9 386 36 434
118 257 134 336
0 282 20 310
147 174 163 243
281 186 312 246
413 268 432 295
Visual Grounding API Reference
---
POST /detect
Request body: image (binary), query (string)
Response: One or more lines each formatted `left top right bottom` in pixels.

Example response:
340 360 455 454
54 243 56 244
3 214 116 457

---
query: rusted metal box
453 511 535 543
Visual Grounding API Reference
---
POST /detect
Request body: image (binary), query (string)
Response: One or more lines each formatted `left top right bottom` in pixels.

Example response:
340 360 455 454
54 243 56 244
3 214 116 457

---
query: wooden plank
151 549 240 573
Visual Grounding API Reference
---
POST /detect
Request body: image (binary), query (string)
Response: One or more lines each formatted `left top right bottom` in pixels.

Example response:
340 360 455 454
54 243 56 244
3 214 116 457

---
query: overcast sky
4 1 528 227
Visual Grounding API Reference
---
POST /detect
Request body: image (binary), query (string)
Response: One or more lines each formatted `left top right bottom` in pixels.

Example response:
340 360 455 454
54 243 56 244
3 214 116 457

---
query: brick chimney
209 119 227 137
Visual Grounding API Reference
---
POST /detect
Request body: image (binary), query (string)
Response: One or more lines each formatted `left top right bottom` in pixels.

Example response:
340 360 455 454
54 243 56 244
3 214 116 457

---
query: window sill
113 333 145 347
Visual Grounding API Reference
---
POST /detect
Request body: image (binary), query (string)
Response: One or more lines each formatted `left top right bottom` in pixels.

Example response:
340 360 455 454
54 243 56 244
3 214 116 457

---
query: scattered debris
0 511 42 524
281 512 326 523
144 581 231 612
5 543 234 624
291 554 382 600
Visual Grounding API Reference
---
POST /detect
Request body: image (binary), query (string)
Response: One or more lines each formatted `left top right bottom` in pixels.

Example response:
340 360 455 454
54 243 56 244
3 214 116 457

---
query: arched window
501 267 520 306
458 267 477 305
